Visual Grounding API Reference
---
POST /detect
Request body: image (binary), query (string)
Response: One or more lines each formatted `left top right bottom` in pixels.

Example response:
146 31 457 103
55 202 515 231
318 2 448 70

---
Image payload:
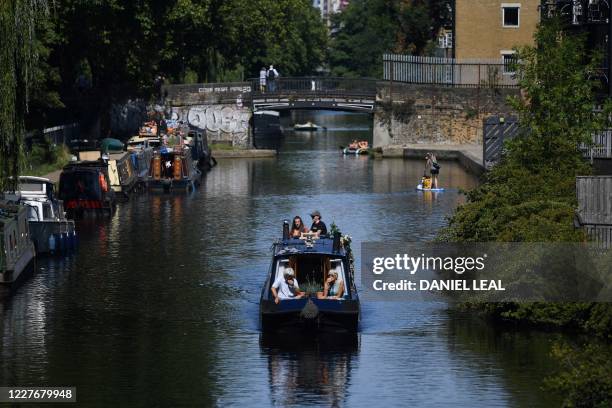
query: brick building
454 1 540 61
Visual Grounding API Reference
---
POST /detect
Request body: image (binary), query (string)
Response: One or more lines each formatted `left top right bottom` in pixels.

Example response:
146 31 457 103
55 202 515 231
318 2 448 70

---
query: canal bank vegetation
23 141 71 178
438 19 612 406
1 0 328 188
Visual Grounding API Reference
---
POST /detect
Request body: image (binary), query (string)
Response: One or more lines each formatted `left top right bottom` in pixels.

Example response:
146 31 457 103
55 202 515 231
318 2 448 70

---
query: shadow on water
260 332 359 407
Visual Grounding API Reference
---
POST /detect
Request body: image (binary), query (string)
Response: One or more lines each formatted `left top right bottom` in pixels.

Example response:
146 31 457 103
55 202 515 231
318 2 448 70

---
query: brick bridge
162 77 518 148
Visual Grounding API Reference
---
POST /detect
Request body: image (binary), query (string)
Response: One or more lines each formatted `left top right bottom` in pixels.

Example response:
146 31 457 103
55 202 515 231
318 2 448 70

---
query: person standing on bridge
267 65 279 92
259 67 267 92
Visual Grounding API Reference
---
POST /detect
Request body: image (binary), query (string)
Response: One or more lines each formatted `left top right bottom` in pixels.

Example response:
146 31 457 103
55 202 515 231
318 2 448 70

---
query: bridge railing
249 77 378 98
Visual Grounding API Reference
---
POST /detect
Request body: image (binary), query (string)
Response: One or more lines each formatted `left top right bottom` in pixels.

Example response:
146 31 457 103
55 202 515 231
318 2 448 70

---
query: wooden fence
576 176 612 248
383 54 519 88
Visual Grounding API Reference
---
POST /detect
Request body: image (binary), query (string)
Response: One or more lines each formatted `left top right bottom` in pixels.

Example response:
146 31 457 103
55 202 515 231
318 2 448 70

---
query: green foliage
329 0 451 77
440 19 608 244
0 0 49 191
48 0 327 97
23 140 71 176
545 341 612 408
438 19 612 337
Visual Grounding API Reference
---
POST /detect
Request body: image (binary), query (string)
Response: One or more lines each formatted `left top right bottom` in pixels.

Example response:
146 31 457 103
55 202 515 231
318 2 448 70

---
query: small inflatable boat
342 141 369 155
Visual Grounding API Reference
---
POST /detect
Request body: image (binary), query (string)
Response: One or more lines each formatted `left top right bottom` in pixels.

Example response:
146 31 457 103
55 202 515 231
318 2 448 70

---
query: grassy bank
22 143 71 178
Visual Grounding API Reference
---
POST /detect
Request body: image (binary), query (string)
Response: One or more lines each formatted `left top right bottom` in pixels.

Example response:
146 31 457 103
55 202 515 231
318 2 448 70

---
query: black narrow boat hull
260 299 359 332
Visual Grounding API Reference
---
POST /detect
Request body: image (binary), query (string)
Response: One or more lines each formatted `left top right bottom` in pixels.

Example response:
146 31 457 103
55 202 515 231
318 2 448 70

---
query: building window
501 51 517 74
502 3 520 27
438 31 453 49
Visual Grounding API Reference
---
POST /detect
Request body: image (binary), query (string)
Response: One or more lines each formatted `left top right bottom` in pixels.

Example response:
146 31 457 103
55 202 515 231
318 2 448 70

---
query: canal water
1 111 562 406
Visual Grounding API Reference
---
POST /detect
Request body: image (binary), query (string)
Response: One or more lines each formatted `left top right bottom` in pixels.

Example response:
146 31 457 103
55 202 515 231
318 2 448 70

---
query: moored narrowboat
58 161 116 218
3 177 76 254
260 229 359 332
0 202 36 284
147 145 201 192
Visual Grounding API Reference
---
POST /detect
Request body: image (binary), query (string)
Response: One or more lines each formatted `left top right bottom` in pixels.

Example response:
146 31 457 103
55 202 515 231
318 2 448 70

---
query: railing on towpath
383 54 519 89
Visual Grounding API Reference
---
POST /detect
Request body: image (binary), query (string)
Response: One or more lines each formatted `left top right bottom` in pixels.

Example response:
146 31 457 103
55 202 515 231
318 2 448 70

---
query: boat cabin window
43 203 53 220
26 205 40 221
19 182 44 193
275 256 347 294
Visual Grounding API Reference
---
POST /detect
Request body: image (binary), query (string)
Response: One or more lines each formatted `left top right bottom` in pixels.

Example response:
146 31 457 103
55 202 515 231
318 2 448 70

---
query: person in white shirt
259 67 267 92
271 267 305 303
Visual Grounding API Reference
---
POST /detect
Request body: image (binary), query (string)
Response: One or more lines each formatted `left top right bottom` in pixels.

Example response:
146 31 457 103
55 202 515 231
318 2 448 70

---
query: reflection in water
0 110 564 406
261 333 358 407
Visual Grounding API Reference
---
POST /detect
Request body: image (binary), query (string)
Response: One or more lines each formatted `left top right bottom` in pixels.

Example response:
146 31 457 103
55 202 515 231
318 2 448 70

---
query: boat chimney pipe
333 231 341 253
282 220 290 241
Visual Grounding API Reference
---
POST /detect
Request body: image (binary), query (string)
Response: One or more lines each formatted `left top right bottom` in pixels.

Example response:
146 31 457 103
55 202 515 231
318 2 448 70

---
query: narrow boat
260 228 359 332
342 140 369 155
0 202 36 284
76 151 138 199
3 177 76 254
253 110 282 149
294 121 321 131
58 161 116 218
147 145 201 192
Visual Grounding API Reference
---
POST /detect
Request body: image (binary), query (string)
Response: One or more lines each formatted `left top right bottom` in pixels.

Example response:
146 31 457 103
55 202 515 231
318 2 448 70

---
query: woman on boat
425 152 440 189
290 216 309 238
317 269 344 300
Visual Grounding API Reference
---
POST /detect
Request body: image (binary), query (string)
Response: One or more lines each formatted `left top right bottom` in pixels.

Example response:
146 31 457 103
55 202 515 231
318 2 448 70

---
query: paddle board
417 184 445 192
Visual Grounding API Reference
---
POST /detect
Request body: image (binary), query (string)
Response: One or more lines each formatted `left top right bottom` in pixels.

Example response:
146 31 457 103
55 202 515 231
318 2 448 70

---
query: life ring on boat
358 141 368 149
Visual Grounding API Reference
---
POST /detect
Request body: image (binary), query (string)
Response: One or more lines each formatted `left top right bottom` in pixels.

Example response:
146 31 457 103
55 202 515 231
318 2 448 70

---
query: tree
329 0 452 78
440 18 608 243
0 0 48 191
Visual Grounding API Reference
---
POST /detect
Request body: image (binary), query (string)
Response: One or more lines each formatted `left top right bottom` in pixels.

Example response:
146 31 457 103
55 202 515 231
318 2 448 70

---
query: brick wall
373 84 519 147
455 0 539 59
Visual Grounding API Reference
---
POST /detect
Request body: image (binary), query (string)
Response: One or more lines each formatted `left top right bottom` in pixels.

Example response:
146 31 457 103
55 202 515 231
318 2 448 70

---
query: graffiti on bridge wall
171 104 252 146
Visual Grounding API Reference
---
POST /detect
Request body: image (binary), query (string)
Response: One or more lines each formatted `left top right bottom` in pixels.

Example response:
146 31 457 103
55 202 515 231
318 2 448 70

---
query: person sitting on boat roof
317 268 345 300
349 140 359 150
271 267 305 304
290 216 309 238
309 210 327 237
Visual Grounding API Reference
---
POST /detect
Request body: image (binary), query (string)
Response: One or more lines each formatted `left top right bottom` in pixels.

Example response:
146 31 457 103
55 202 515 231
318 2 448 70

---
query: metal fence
576 176 612 248
383 54 519 88
580 130 612 159
25 122 80 149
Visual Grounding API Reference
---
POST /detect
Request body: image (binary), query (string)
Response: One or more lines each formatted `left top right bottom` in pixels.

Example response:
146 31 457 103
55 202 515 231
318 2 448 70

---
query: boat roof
63 160 107 171
18 176 52 184
273 237 347 257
